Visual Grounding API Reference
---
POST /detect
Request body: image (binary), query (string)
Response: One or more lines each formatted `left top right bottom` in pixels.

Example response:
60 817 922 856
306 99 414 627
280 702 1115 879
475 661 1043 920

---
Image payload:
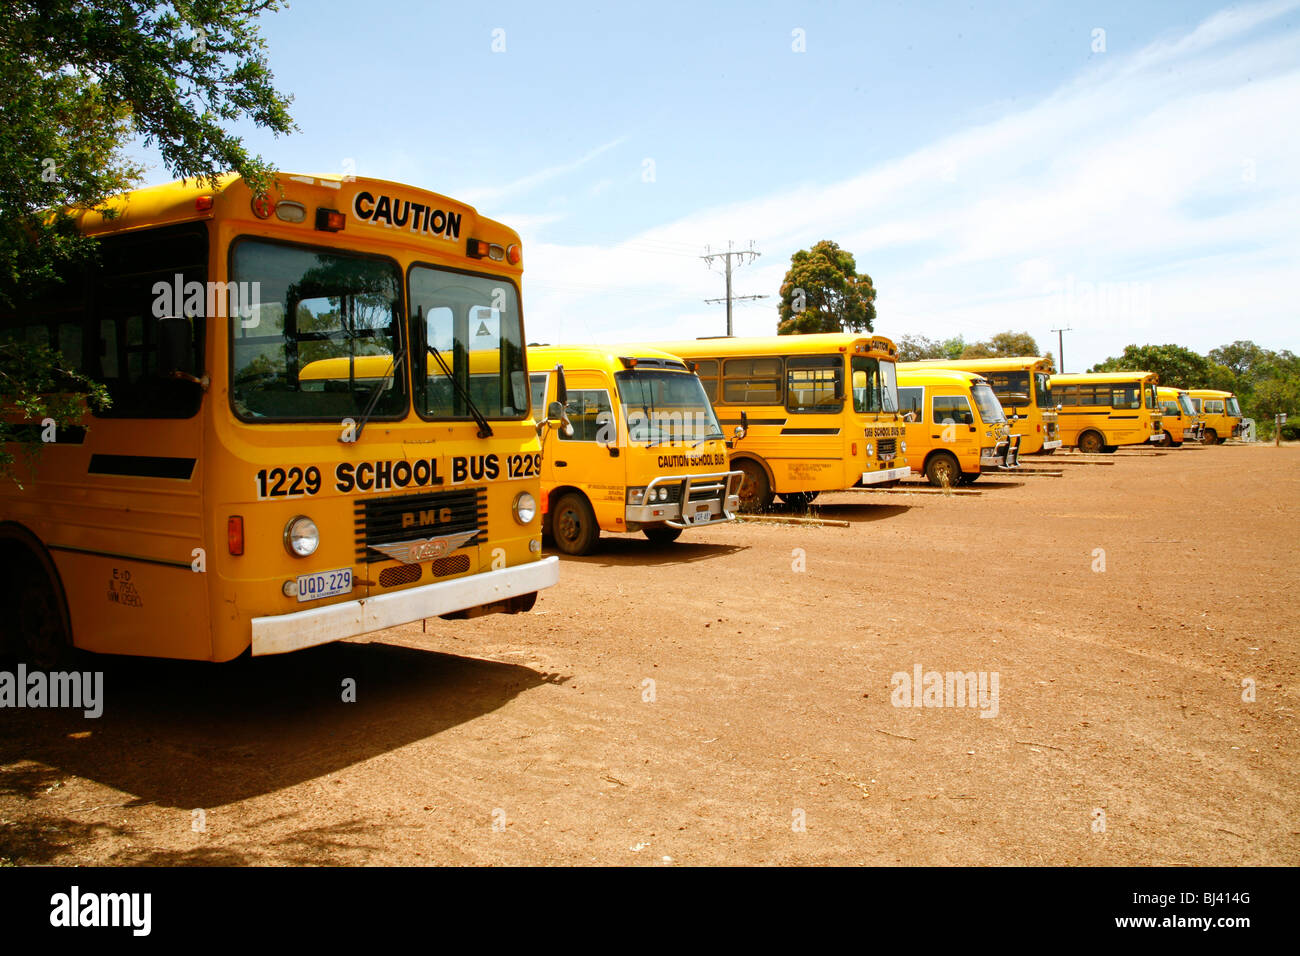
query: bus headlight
900 440 907 452
656 487 669 501
513 491 537 524
284 515 319 557
866 443 874 457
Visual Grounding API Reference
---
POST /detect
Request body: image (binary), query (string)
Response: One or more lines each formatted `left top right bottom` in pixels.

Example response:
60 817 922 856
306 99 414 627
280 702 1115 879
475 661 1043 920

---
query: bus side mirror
547 400 573 437
554 364 567 405
834 377 845 400
734 410 748 441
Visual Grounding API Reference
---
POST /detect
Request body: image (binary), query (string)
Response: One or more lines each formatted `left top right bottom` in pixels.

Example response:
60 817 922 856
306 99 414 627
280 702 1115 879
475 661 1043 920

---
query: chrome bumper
981 434 1022 472
861 465 912 484
250 556 560 656
625 470 742 529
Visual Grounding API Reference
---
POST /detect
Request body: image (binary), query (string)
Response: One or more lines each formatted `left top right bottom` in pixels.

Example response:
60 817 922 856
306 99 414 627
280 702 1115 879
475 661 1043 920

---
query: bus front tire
924 452 960 487
643 526 683 545
1204 428 1219 445
1077 431 1105 455
551 492 600 556
736 460 773 512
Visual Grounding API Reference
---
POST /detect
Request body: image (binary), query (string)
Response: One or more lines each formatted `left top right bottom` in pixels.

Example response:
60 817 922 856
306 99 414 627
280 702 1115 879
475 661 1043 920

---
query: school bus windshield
1178 393 1196 416
409 265 528 420
615 369 723 443
971 383 1006 423
1226 396 1242 417
230 240 406 421
1035 372 1052 408
852 355 898 413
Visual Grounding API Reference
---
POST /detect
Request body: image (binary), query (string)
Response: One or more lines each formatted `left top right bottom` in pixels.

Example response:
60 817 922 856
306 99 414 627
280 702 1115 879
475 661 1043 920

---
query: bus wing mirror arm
734 410 748 441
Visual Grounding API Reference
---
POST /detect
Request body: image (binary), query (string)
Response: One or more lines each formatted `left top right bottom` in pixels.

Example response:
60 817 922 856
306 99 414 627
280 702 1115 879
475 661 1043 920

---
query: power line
701 240 768 336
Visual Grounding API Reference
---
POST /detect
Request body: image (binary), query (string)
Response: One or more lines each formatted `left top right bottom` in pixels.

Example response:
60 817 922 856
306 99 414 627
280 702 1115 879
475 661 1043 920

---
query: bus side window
92 224 208 419
1111 386 1140 409
723 357 782 404
933 394 973 426
529 373 549 413
693 360 719 402
1057 385 1077 406
898 386 924 422
560 388 613 442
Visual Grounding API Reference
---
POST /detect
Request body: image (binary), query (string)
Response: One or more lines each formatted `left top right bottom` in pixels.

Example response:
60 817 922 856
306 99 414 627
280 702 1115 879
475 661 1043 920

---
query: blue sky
133 0 1300 371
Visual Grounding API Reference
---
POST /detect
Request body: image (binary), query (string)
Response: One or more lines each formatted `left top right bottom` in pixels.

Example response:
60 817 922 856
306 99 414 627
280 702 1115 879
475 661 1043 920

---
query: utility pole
702 241 767 336
1052 326 1072 373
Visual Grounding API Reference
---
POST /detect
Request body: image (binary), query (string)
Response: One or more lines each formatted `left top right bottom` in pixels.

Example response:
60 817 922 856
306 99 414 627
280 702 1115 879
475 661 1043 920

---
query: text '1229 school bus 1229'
526 344 742 555
0 173 557 664
631 333 911 510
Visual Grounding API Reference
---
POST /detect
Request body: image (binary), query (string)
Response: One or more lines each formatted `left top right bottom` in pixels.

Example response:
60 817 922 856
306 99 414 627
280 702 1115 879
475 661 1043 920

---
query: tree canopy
0 0 295 480
777 240 876 335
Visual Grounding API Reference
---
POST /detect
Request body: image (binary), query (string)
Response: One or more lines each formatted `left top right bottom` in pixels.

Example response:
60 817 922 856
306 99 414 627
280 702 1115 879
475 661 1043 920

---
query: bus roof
1053 371 1160 385
897 367 988 386
69 172 520 253
527 343 690 373
1156 385 1190 399
629 332 898 360
901 356 1052 373
1187 388 1235 398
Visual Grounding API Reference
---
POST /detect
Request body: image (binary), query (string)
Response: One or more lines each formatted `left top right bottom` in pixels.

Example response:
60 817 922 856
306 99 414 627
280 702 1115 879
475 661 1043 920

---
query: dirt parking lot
2 443 1297 866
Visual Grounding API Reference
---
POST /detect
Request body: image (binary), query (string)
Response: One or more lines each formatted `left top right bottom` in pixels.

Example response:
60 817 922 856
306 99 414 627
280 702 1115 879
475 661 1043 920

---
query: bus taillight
228 516 245 556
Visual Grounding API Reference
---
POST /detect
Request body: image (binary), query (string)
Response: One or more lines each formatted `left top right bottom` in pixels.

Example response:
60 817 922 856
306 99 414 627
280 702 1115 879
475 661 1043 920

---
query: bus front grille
355 487 486 561
378 563 423 588
878 439 897 456
431 554 472 577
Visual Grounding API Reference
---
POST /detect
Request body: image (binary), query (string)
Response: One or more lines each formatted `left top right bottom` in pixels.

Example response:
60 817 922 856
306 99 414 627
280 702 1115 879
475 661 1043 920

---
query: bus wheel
0 540 72 668
552 492 599 556
777 491 818 508
736 460 773 512
924 452 960 487
959 472 980 484
1166 432 1182 447
1203 428 1219 445
1077 431 1104 455
643 526 683 545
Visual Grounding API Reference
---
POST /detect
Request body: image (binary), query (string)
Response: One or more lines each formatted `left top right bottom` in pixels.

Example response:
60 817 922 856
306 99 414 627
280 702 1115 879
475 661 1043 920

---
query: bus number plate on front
690 510 712 525
297 568 353 603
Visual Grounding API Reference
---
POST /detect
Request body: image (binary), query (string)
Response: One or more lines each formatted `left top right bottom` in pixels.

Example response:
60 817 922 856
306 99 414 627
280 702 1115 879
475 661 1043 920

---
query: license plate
690 510 712 525
297 567 353 603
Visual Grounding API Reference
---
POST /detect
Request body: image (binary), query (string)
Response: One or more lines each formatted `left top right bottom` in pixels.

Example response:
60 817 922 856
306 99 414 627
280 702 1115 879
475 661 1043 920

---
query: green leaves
777 239 876 335
0 1 294 483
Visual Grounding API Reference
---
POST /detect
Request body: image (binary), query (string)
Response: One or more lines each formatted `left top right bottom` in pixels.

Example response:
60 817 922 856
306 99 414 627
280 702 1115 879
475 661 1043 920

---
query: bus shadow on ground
553 539 746 567
798 503 911 523
0 641 554 811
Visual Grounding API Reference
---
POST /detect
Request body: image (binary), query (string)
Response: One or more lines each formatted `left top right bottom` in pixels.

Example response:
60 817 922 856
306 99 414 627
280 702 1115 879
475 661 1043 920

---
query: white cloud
520 2 1300 371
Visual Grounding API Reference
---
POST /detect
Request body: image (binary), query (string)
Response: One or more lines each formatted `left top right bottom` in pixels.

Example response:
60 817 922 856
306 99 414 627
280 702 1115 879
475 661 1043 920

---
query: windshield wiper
427 342 493 438
348 335 407 442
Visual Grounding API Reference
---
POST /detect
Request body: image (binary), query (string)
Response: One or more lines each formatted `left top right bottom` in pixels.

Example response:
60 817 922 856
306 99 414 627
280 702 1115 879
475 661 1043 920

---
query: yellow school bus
630 333 910 509
1156 386 1204 446
896 367 1021 485
0 173 557 663
902 356 1060 454
1187 389 1243 444
525 345 741 554
1052 371 1164 453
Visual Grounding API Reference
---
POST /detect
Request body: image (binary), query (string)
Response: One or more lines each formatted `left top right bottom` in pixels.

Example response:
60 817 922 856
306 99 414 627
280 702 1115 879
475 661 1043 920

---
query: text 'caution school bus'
0 173 557 663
